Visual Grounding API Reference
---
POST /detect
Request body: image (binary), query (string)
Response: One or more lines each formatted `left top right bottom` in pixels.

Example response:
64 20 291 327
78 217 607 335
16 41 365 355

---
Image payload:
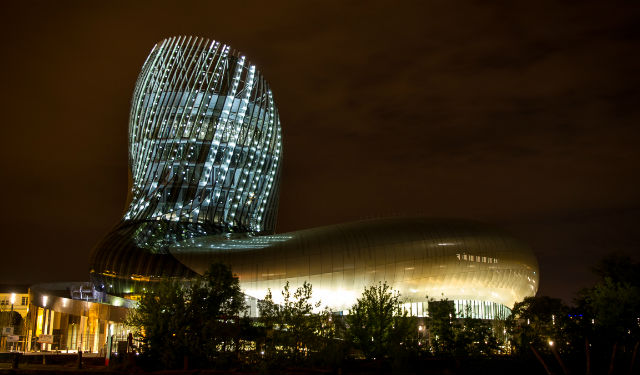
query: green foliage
592 253 640 285
127 263 246 369
506 296 571 355
504 254 640 374
454 306 501 357
347 282 415 359
576 254 640 345
427 298 457 355
126 279 188 368
123 254 640 371
258 281 328 360
187 263 247 359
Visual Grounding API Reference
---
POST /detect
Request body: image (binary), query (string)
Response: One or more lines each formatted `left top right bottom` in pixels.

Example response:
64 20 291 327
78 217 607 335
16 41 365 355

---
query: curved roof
171 217 539 310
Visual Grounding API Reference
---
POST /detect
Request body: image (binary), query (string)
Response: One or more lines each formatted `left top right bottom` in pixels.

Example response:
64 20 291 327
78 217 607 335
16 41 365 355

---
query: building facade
89 36 282 298
86 35 538 317
28 36 539 354
170 217 538 319
0 286 29 319
0 286 29 351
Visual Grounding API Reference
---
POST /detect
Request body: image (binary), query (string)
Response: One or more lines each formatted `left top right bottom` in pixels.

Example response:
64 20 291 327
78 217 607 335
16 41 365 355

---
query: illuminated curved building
90 36 282 295
89 36 539 319
171 218 537 318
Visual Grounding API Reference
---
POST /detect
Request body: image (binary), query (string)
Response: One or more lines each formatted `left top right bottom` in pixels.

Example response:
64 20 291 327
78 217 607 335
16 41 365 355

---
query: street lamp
9 293 16 351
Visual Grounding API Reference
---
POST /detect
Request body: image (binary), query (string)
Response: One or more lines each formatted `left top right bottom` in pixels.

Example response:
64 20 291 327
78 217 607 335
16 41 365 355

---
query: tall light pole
9 293 16 351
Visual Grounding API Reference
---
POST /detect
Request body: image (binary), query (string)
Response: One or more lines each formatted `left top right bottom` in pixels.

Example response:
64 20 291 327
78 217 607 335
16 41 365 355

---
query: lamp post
9 293 16 351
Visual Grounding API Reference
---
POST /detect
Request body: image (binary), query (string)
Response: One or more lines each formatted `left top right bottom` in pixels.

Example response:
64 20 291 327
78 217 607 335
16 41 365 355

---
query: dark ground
0 352 613 375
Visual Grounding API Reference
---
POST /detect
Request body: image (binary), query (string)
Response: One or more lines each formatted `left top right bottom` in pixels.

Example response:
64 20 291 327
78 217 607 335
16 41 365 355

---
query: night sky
1 1 638 303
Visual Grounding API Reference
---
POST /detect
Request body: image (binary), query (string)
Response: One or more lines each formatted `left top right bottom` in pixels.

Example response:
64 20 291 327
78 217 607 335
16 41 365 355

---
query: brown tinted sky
1 0 638 302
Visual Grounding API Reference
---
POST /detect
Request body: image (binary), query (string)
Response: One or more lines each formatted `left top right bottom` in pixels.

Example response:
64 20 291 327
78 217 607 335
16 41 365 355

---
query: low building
25 283 132 353
0 285 30 351
0 285 29 319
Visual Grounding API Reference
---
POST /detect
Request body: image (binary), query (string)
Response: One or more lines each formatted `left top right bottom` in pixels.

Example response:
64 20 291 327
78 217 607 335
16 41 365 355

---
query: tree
258 281 323 359
576 254 640 374
127 279 189 369
427 298 457 355
281 281 322 356
188 263 246 362
577 254 640 342
347 282 414 359
507 296 570 355
127 263 246 369
454 306 500 357
505 296 574 375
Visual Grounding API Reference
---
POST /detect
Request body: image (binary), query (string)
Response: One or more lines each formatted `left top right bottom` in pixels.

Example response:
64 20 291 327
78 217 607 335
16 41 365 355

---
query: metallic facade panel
170 218 539 312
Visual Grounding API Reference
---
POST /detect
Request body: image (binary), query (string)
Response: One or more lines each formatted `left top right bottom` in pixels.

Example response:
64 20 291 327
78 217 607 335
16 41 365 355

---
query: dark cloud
1 0 638 301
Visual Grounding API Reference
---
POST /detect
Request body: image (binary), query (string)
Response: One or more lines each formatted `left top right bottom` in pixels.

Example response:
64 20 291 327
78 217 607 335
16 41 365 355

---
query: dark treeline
124 255 639 374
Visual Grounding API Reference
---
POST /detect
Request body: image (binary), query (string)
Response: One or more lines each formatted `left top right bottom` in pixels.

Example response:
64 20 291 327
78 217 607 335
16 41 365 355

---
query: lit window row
456 253 499 263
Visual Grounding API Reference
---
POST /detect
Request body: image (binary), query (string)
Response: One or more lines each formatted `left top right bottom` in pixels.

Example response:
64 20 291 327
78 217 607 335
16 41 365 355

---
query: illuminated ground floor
12 280 517 355
20 283 132 354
